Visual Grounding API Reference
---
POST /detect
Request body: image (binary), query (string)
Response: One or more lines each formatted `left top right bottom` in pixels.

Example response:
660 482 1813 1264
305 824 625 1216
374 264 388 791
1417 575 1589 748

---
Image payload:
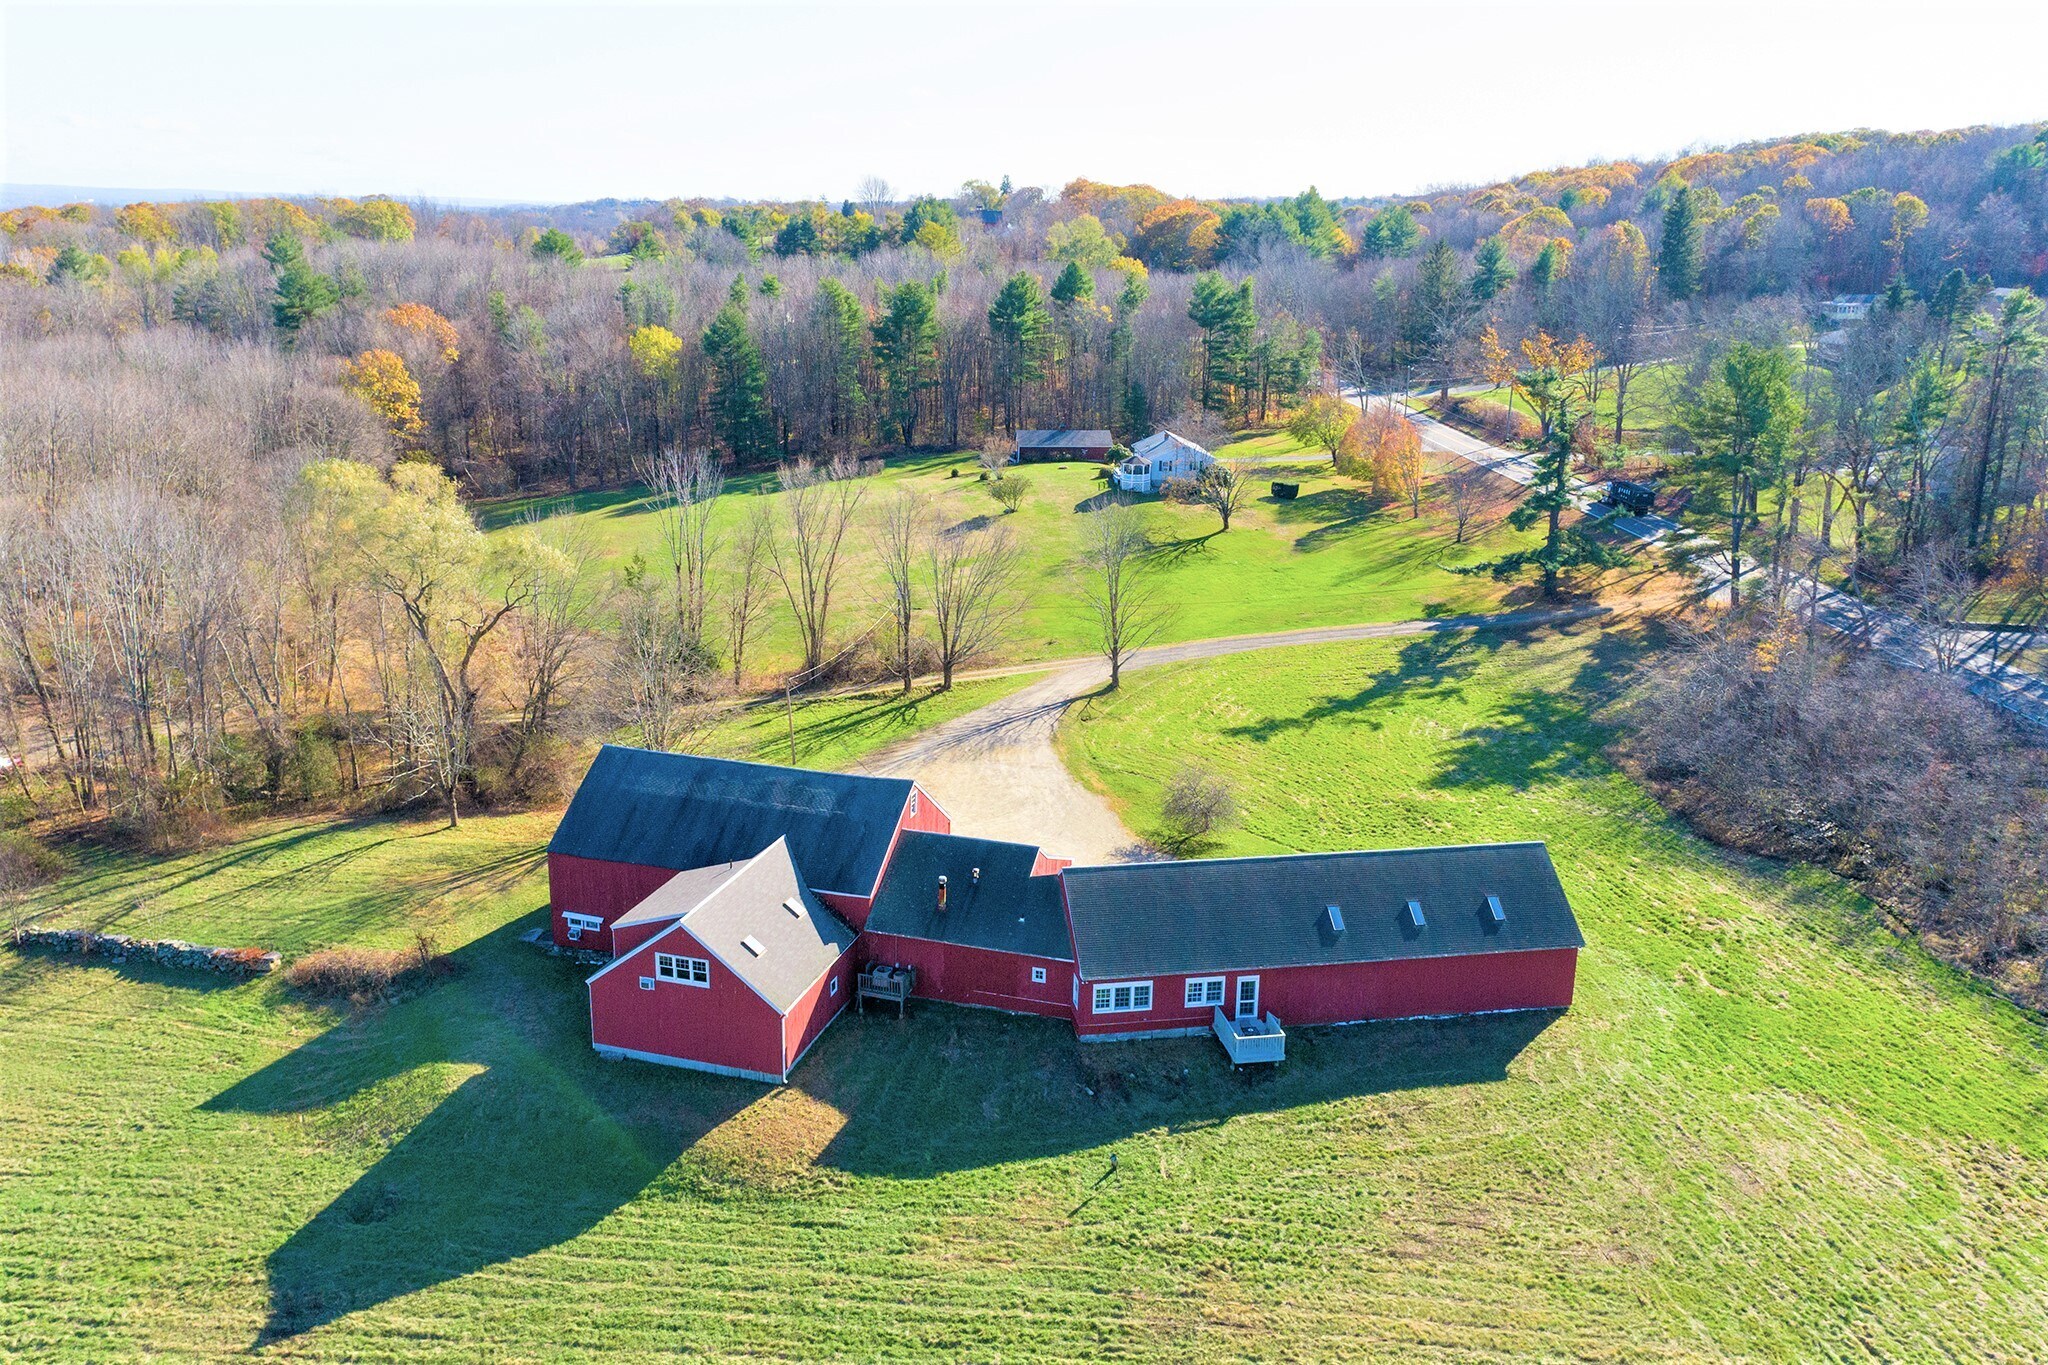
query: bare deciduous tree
768 455 869 674
1444 465 1488 544
1191 460 1255 531
723 500 775 688
926 523 1023 689
871 490 928 693
636 446 725 649
1081 499 1168 689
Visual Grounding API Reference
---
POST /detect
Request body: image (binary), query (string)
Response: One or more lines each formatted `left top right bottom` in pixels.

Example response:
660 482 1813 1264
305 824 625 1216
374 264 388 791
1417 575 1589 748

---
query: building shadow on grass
806 1003 1559 1179
204 918 751 1347
209 915 1557 1342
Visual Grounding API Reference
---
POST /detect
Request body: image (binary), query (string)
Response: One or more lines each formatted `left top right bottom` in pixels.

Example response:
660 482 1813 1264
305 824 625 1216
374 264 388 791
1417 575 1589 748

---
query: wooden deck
1212 1007 1286 1065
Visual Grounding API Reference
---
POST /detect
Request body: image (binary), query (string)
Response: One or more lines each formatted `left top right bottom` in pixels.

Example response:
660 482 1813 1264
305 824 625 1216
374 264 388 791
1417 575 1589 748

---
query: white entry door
1235 975 1260 1021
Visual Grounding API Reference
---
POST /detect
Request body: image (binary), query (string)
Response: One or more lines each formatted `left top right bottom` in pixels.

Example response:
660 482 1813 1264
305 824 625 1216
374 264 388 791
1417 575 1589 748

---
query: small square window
639 977 655 991
829 977 840 996
1031 966 1048 984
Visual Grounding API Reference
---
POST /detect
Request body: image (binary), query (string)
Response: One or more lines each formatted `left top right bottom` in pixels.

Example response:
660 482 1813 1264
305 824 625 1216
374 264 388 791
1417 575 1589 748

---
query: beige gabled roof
592 837 855 1015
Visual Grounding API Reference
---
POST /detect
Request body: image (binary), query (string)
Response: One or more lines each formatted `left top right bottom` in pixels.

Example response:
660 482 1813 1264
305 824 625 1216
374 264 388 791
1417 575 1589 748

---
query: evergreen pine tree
702 301 769 460
1658 187 1704 300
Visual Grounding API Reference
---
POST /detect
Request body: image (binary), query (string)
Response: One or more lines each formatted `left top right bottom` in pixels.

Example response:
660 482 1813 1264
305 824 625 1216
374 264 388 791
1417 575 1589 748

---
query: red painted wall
549 853 680 953
1072 948 1579 1038
829 785 953 931
588 923 787 1078
1031 850 1073 876
610 918 674 959
863 931 1074 1018
782 953 854 1074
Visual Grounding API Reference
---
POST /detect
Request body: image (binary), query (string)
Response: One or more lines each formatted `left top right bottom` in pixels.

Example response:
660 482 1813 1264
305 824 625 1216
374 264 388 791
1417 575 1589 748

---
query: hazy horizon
6 1 2046 208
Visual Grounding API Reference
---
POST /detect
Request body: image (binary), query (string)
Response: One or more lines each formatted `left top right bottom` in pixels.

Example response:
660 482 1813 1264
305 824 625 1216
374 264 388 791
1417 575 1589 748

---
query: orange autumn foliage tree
383 303 460 364
342 349 424 444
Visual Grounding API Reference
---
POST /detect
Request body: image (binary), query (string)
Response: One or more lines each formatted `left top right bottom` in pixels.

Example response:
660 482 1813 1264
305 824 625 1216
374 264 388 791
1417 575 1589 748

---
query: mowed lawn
478 442 1547 676
1056 620 2048 1359
6 623 2045 1359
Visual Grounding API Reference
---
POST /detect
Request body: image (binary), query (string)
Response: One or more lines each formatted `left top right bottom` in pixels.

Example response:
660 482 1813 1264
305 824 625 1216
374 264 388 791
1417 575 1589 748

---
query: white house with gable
1114 430 1216 494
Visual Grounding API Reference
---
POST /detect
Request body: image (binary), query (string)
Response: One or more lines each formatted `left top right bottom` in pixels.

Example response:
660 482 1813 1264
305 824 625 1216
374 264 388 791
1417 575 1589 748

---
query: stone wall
8 925 280 977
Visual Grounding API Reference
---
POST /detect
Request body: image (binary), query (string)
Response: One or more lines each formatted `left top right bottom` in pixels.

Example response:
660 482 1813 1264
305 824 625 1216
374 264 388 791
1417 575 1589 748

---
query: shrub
0 828 66 893
1157 764 1238 851
285 933 455 1005
988 475 1029 513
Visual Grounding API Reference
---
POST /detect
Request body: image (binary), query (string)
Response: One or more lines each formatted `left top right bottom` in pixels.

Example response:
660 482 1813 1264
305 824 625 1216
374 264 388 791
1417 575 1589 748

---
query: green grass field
693 672 1041 771
5 618 2046 1359
479 447 1543 678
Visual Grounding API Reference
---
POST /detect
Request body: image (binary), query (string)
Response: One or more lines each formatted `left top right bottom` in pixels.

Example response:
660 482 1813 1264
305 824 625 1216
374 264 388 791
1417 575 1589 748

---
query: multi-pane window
654 953 710 987
563 912 603 940
1091 981 1153 1014
1184 977 1225 1008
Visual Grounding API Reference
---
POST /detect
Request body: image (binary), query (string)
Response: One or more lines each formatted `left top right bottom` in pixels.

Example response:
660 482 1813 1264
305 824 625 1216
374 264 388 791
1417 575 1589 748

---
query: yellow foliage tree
628 324 684 381
114 202 178 245
341 349 424 443
1804 197 1852 235
1358 408 1426 516
383 302 461 364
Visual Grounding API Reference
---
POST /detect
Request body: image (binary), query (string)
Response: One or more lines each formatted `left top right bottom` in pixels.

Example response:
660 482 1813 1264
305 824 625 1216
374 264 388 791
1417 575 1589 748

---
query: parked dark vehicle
1270 481 1299 500
1601 479 1658 516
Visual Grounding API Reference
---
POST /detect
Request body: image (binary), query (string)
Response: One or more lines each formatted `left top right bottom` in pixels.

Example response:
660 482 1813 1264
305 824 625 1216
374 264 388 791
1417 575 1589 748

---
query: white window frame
1031 966 1048 985
828 976 840 996
1184 976 1226 1009
1090 980 1153 1014
1235 975 1261 1021
654 952 711 987
563 911 603 940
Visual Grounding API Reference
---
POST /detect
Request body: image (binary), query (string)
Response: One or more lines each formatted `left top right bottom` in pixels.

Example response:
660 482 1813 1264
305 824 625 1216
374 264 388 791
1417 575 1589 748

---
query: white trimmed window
1184 976 1225 1009
1091 980 1153 1014
563 912 603 940
654 953 710 987
1031 966 1048 985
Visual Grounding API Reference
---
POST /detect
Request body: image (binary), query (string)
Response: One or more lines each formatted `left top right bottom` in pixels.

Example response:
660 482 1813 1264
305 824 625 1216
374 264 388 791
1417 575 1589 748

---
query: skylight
1326 904 1345 933
1486 894 1505 924
783 897 804 918
1406 899 1426 928
741 935 765 957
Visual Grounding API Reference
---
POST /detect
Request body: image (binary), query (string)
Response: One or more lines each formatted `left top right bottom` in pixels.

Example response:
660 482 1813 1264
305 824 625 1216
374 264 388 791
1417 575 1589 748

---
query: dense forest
2 121 2047 848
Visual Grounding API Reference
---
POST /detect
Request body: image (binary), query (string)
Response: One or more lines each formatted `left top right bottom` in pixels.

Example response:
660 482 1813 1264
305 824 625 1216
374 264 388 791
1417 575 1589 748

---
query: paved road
859 603 1615 863
1363 393 2048 729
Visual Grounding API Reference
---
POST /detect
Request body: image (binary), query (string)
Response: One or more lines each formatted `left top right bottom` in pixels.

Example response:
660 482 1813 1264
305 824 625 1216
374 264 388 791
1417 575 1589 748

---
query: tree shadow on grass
1268 486 1387 553
204 918 751 1347
808 1004 1559 1179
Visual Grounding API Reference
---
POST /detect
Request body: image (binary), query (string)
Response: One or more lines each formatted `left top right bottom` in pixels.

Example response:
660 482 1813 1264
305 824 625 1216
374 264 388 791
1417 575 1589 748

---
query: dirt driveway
858 603 1616 864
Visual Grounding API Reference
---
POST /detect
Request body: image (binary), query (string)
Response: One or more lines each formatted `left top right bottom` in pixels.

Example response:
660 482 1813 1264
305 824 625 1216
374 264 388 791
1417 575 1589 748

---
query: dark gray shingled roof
1061 842 1582 980
1014 428 1112 449
865 831 1074 961
549 746 914 896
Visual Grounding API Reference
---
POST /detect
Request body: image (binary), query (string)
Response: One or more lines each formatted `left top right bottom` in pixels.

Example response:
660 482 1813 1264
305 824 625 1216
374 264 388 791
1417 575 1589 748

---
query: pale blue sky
5 0 2045 204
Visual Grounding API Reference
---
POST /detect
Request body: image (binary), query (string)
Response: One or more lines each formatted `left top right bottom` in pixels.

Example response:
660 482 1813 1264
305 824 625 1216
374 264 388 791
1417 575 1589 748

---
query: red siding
549 853 681 952
782 954 854 1073
863 931 1074 1018
588 923 787 1078
902 783 952 834
1072 948 1579 1038
1031 850 1073 876
817 890 874 930
610 918 674 959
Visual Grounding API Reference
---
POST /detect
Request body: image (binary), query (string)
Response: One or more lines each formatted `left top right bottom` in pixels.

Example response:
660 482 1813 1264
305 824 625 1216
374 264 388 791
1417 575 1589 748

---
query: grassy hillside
480 444 1544 676
1056 620 2048 1359
5 620 2043 1360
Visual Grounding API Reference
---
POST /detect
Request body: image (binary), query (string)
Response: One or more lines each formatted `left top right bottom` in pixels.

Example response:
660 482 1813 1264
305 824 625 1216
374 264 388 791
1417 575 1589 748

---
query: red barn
1058 844 1582 1041
587 837 857 1083
860 831 1075 1018
1013 428 1113 462
547 746 947 952
554 748 1582 1084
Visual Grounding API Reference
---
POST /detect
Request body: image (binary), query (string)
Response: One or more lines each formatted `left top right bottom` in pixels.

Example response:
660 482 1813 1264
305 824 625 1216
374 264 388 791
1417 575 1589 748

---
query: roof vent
1486 894 1505 924
1406 899 1426 929
783 897 805 918
741 935 765 957
1325 904 1345 933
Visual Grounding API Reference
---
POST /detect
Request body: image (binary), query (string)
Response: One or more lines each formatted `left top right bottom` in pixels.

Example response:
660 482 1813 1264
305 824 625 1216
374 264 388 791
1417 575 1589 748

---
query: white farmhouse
1114 430 1215 494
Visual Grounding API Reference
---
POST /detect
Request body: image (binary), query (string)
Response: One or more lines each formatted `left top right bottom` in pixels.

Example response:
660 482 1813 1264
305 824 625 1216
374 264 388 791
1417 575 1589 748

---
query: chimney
936 874 949 911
